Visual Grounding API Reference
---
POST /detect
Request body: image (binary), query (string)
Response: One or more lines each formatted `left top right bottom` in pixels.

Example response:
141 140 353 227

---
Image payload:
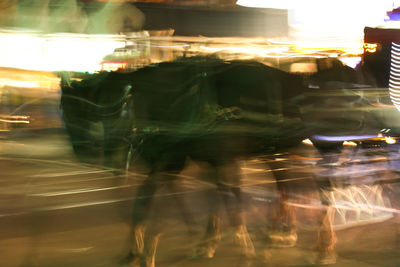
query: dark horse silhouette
60 56 379 266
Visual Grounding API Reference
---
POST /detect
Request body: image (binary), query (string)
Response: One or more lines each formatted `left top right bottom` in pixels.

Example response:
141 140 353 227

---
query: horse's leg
120 170 158 266
137 170 193 267
140 220 163 267
126 152 187 267
194 161 255 260
195 187 222 258
316 190 337 265
265 157 297 247
194 166 223 258
123 198 161 267
313 142 341 265
215 162 255 259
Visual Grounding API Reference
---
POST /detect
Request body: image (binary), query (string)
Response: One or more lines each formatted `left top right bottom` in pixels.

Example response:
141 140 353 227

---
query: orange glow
198 38 364 61
343 141 358 147
288 39 364 56
301 138 313 146
364 43 378 53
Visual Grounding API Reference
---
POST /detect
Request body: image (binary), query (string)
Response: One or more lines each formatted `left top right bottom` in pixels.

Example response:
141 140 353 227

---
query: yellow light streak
282 39 364 56
0 115 30 124
199 39 363 59
0 30 368 73
0 78 40 88
301 138 313 146
343 141 358 147
385 136 397 144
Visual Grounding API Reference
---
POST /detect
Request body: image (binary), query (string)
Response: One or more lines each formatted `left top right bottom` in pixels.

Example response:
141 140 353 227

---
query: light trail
0 29 367 73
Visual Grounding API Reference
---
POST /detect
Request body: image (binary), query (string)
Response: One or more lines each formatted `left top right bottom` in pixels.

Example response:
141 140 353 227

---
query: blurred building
0 0 287 37
135 1 287 37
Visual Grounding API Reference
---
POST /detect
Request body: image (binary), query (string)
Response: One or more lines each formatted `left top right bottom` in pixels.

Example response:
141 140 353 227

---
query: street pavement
1 126 400 267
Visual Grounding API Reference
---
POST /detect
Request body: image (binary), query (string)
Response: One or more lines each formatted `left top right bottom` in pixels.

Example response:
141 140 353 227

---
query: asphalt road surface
1 126 400 267
1 70 400 266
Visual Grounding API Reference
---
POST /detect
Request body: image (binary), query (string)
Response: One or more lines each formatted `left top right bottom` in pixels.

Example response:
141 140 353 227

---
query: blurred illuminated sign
363 43 378 53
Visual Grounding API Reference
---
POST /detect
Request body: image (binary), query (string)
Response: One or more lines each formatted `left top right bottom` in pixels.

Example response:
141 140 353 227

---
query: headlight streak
385 136 397 144
0 115 30 124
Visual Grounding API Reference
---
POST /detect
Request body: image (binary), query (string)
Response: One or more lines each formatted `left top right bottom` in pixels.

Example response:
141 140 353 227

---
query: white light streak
391 45 400 53
0 115 30 124
389 80 400 87
0 30 125 72
390 41 400 114
301 138 313 146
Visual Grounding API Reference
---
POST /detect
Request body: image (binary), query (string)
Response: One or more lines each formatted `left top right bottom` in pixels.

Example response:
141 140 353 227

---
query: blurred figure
10 0 144 34
14 0 50 30
84 0 144 34
44 0 89 33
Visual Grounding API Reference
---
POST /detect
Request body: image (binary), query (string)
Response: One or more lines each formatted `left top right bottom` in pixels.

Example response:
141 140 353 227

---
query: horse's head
59 71 135 166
